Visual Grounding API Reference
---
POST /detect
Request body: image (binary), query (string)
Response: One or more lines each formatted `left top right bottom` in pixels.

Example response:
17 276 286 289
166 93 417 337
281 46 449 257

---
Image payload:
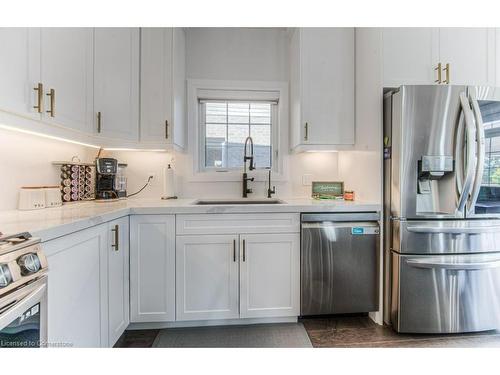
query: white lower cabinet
239 233 300 318
106 217 130 347
45 224 108 348
176 235 239 321
130 215 175 322
175 231 300 322
44 217 129 348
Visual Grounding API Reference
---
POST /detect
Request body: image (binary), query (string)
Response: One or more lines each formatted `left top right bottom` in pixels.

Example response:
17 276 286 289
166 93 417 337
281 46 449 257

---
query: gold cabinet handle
33 83 43 113
97 111 102 133
304 122 309 141
165 120 169 139
46 88 55 117
111 224 119 251
443 63 450 84
233 239 236 262
242 239 246 262
434 63 442 84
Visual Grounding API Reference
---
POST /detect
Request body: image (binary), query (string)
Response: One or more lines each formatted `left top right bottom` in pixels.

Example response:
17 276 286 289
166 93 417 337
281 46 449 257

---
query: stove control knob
17 253 41 275
0 263 13 288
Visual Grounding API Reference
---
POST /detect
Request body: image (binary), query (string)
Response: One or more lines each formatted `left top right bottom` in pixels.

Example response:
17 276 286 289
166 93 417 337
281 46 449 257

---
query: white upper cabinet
40 28 94 133
290 28 355 151
439 28 495 86
94 28 140 142
382 28 496 87
0 28 40 119
140 28 186 149
382 28 439 87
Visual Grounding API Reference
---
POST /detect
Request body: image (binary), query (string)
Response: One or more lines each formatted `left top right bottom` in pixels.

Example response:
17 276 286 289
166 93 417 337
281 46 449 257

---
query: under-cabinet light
0 123 101 149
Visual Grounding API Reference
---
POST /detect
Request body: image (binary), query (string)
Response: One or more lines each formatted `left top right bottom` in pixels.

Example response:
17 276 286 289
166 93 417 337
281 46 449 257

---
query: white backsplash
0 128 97 211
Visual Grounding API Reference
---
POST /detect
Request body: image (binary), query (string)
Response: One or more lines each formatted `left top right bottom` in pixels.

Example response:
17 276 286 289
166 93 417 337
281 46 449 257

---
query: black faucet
243 173 254 198
243 136 255 171
243 136 255 198
267 169 276 198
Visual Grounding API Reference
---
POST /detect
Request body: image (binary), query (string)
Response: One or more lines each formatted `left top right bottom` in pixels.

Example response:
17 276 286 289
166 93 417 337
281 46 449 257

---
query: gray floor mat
152 323 313 348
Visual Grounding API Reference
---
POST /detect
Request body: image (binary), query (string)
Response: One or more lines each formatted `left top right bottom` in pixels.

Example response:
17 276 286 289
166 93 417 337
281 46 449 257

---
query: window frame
187 79 289 182
199 99 278 172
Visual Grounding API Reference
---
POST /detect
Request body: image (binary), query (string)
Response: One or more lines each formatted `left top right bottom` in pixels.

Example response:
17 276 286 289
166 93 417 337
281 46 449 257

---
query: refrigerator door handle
467 94 485 215
407 225 500 234
407 258 500 271
457 92 476 213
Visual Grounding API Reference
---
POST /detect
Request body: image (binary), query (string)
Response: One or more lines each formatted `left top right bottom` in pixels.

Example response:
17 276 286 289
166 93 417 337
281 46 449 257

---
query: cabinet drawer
176 213 300 235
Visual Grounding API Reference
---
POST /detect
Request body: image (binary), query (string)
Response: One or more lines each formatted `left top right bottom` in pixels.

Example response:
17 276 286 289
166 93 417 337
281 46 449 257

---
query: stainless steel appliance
0 233 48 347
301 213 379 316
384 85 500 333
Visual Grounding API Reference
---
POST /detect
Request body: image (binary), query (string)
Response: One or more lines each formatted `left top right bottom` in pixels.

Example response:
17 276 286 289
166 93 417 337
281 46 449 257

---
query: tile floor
301 314 500 348
115 315 500 348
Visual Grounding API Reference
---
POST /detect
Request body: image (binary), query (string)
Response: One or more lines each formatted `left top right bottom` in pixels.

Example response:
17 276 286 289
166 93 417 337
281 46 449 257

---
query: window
200 98 277 171
482 120 500 186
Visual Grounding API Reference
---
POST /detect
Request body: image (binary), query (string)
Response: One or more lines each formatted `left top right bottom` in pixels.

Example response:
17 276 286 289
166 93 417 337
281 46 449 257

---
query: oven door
466 86 500 218
0 276 47 348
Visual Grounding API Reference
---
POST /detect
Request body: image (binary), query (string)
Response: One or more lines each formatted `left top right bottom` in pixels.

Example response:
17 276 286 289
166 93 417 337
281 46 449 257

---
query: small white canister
18 187 46 210
44 186 62 208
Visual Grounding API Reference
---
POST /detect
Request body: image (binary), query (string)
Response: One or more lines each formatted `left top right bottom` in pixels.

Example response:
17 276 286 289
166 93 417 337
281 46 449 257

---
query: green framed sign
311 181 344 199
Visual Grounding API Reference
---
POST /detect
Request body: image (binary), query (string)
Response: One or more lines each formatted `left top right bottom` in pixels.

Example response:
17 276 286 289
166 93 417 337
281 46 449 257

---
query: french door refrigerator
384 85 500 333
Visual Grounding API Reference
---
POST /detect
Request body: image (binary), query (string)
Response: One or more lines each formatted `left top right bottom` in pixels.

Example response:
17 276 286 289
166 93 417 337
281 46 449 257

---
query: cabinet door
439 28 495 86
300 28 354 145
130 215 175 322
140 28 173 144
40 28 93 133
382 28 439 86
239 233 300 318
94 28 139 141
0 28 40 119
44 224 107 348
176 235 239 321
107 216 130 347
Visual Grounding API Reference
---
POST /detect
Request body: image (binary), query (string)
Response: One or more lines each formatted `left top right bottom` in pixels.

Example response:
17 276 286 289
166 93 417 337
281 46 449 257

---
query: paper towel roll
162 164 176 199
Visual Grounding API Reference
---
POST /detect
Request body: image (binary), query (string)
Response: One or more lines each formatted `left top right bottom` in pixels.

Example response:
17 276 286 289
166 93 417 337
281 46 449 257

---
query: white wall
0 128 97 210
186 28 289 82
178 27 341 200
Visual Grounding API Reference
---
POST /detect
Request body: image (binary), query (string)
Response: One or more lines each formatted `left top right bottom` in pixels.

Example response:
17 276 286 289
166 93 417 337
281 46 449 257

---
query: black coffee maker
95 158 119 201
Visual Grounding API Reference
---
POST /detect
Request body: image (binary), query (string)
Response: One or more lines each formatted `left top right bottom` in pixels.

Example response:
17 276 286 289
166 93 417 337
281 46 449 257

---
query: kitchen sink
193 199 285 205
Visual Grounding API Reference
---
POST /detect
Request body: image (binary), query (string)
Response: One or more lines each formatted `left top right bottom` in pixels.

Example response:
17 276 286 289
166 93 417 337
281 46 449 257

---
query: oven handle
407 225 500 234
407 258 500 271
0 277 47 331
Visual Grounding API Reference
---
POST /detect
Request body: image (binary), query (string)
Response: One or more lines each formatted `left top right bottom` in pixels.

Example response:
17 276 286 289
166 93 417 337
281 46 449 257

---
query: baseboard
126 316 298 330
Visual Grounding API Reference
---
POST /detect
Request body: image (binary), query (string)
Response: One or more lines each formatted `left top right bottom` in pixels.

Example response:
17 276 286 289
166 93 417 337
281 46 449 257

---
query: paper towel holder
161 164 178 200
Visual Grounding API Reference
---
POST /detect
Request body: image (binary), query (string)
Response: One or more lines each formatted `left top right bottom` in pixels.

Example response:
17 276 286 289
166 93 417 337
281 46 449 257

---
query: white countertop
0 197 381 242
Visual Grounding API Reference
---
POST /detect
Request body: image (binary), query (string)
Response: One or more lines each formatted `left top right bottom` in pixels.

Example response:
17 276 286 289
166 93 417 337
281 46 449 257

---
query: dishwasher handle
301 212 379 222
302 222 380 234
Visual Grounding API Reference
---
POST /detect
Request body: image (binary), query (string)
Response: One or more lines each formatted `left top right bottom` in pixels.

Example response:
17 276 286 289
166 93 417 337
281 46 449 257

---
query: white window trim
187 79 289 182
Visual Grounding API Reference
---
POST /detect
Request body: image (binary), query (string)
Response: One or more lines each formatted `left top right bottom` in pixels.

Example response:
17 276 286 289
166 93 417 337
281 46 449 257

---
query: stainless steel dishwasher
301 212 380 316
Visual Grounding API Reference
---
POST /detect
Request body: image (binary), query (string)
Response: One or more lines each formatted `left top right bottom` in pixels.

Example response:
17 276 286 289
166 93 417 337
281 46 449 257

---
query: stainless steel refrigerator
384 85 500 333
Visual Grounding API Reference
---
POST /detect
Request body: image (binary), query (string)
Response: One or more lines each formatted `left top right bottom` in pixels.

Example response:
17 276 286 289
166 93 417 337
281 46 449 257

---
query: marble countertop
0 197 381 242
